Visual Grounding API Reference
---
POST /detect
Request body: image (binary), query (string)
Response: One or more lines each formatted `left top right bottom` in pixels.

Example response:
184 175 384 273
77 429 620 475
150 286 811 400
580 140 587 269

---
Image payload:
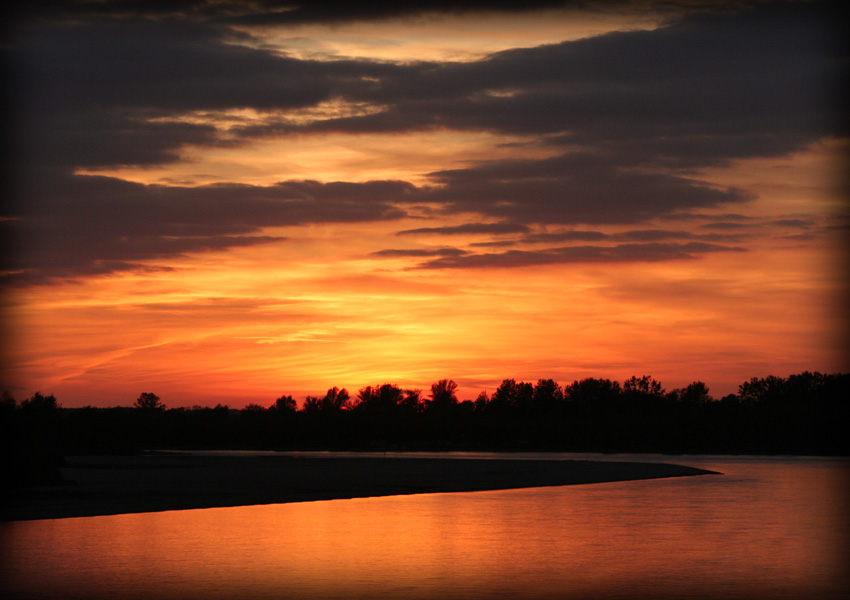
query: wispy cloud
412 242 746 269
397 222 529 236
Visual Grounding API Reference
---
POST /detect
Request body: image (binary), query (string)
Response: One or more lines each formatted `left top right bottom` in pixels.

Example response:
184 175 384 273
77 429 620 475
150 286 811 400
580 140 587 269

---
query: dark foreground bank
1 453 718 521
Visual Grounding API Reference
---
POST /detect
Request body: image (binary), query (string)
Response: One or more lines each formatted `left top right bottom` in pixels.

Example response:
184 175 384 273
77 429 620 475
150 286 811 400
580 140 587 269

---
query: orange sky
2 1 847 407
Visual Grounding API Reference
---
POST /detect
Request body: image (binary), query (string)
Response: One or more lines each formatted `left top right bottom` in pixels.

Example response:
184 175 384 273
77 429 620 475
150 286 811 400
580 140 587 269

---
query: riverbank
2 453 718 521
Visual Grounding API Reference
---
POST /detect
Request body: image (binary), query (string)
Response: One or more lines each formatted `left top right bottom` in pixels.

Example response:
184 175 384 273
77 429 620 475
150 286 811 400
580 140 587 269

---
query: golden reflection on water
2 457 848 600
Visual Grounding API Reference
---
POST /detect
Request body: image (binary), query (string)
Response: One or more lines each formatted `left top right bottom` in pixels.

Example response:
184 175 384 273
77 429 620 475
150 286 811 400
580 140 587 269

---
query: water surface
2 454 847 599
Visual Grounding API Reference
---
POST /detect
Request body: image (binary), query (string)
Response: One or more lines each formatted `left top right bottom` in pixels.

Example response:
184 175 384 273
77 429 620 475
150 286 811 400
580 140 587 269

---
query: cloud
13 2 841 173
8 19 401 171
3 174 411 284
521 230 608 243
519 228 744 244
609 229 745 243
3 1 843 283
771 219 815 229
700 221 760 231
371 248 469 258
413 242 746 269
397 222 529 236
291 2 844 165
421 154 754 223
221 0 580 25
13 1 681 25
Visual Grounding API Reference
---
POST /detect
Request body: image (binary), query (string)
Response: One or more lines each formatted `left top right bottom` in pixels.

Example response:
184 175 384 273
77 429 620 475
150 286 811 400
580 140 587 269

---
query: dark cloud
824 221 850 233
660 211 760 222
397 222 529 236
13 2 839 173
371 248 469 258
609 229 745 243
374 227 748 268
3 1 843 283
521 231 608 243
421 155 753 224
470 240 520 248
292 1 845 165
3 174 410 284
413 242 746 269
14 1 713 25
8 19 399 171
700 221 760 231
520 228 744 244
781 233 818 241
219 0 578 25
771 219 815 229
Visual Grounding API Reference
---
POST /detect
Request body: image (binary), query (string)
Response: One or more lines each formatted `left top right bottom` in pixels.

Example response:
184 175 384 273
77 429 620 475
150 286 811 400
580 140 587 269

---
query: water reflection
2 456 848 600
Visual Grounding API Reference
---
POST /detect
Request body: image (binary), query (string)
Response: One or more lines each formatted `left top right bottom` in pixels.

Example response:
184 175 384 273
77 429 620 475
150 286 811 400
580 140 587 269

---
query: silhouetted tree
20 392 59 412
719 393 740 405
272 394 297 413
304 387 350 412
1 390 16 411
671 381 712 405
425 379 457 416
324 387 350 411
303 395 321 412
737 375 786 406
785 371 826 396
564 378 621 405
134 392 165 410
532 379 564 412
489 379 533 412
399 388 423 413
474 390 489 412
355 384 404 412
11 392 63 486
428 379 458 411
5 370 844 456
623 375 665 397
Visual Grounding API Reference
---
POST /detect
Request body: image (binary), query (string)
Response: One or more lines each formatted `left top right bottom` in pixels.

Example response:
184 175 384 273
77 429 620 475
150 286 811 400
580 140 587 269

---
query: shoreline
2 454 719 522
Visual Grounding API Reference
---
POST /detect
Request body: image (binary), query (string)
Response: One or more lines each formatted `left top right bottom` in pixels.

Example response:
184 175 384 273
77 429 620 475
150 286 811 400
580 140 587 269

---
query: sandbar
2 453 718 521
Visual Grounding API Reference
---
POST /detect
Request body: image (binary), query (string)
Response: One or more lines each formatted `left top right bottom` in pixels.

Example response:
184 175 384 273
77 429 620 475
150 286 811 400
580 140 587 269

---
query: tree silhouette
474 390 489 412
399 388 423 413
489 379 533 412
11 392 63 486
564 378 621 405
303 395 321 412
8 371 846 457
304 387 351 412
20 392 59 412
134 392 165 410
428 379 458 411
272 394 297 413
355 384 404 412
623 375 664 397
532 379 564 412
738 375 786 406
673 381 711 405
0 390 16 410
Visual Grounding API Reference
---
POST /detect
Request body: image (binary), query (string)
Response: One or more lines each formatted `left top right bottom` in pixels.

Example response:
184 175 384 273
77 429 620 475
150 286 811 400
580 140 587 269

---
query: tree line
2 371 848 486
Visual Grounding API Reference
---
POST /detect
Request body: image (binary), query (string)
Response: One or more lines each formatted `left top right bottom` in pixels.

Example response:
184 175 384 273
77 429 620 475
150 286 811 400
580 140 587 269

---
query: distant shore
2 453 718 521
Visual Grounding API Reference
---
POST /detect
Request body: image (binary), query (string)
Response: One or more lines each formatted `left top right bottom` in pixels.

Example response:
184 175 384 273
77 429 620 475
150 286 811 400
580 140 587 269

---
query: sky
2 0 847 408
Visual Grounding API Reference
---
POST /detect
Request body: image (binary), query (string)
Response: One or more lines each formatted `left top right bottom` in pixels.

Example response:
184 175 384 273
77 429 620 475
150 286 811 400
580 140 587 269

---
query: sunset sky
2 0 847 408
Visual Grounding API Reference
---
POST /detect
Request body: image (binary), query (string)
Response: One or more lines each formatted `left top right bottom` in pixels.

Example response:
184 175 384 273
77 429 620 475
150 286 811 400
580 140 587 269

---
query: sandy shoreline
2 453 718 521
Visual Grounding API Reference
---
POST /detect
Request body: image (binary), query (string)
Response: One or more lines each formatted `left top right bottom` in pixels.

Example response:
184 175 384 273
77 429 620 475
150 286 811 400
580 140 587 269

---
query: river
1 454 847 599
